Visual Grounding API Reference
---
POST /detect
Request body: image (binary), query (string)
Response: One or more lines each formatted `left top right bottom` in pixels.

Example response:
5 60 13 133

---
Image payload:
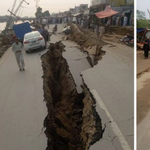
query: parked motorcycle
120 33 134 47
126 39 134 47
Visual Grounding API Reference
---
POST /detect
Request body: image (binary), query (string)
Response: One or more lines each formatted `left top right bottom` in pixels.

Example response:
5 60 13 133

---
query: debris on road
41 41 103 150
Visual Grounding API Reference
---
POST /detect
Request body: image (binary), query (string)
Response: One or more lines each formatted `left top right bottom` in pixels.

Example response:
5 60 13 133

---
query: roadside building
80 4 88 12
91 0 109 6
69 8 75 14
75 6 80 13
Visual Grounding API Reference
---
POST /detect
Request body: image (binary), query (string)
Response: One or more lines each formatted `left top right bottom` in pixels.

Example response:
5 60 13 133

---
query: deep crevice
41 41 103 150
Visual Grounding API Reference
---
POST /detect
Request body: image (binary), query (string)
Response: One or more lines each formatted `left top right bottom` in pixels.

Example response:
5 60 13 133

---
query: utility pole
10 0 17 16
8 9 22 20
6 0 29 30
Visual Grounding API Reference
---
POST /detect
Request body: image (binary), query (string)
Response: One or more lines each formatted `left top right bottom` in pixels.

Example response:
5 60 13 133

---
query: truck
13 22 32 43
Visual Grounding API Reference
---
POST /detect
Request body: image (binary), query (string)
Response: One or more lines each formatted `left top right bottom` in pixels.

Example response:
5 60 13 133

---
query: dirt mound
41 41 103 150
106 26 134 36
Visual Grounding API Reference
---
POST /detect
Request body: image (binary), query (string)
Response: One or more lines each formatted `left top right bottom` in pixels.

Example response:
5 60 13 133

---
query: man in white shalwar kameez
12 38 25 71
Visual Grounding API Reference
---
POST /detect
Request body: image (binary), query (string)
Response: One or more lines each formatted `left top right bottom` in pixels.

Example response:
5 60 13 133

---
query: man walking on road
12 38 25 71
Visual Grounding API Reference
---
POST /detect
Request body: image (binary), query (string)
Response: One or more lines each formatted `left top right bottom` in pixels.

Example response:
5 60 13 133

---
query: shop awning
137 28 145 33
95 6 119 19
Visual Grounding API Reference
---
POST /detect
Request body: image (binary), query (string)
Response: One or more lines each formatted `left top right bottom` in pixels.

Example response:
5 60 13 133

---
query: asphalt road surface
0 24 134 150
49 24 134 150
0 48 47 150
137 72 150 150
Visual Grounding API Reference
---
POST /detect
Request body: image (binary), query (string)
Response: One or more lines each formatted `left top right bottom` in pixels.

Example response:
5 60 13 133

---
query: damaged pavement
41 24 133 150
0 23 133 150
42 42 103 150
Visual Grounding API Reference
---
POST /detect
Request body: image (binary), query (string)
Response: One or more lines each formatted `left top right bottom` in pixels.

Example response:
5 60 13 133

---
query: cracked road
50 24 134 150
0 24 134 150
0 48 47 150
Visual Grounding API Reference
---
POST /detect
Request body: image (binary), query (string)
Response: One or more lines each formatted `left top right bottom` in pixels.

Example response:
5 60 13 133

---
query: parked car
23 31 46 53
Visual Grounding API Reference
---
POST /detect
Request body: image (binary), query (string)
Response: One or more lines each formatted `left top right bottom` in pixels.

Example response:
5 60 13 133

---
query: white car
23 31 46 53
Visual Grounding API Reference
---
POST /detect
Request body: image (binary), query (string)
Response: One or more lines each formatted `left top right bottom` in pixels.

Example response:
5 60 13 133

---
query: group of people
94 23 105 40
112 14 130 26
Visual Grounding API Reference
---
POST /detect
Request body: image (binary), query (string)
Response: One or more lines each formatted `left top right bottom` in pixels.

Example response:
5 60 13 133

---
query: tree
137 10 146 20
137 10 149 28
137 19 150 28
35 7 43 18
43 10 50 17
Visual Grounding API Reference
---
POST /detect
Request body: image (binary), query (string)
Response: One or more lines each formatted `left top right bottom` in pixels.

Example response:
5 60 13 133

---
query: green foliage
43 10 50 17
35 7 50 18
137 10 146 20
35 7 43 18
137 19 150 28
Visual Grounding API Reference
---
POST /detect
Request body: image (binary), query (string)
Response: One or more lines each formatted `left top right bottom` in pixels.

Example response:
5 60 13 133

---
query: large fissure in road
41 42 103 150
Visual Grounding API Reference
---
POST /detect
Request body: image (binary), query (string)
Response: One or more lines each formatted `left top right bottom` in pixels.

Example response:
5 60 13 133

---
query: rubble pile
41 41 103 150
65 24 106 66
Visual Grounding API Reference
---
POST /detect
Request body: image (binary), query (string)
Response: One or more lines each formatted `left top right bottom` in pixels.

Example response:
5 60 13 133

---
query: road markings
0 48 11 65
91 89 132 150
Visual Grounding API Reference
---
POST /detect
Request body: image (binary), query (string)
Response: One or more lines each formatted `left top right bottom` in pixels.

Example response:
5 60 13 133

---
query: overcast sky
137 0 149 18
0 0 91 17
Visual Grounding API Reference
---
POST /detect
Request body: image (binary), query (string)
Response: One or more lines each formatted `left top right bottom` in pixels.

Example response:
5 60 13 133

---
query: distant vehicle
23 31 46 53
42 19 47 25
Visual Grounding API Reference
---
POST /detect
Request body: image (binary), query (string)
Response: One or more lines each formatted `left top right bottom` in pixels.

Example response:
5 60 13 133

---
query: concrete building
127 0 134 4
69 8 75 14
80 4 88 12
91 0 133 6
75 6 80 13
91 0 109 6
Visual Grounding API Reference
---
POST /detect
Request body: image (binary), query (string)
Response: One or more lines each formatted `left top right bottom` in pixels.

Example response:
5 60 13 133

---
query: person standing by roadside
123 15 128 26
121 15 124 26
112 15 116 25
38 27 43 35
106 17 111 26
95 25 100 37
12 38 25 71
41 27 49 48
99 24 105 41
143 37 150 59
116 15 119 26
